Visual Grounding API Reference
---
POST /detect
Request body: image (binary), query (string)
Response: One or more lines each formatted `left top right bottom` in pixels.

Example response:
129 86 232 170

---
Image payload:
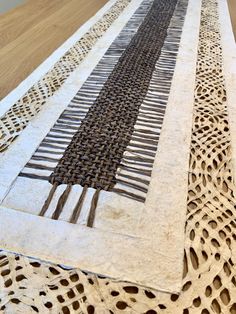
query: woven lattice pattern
50 0 177 190
0 0 131 153
0 0 236 313
12 0 187 227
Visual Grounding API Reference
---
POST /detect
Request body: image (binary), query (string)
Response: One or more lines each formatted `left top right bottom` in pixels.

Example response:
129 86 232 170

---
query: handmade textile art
0 0 194 293
16 0 180 216
0 0 235 312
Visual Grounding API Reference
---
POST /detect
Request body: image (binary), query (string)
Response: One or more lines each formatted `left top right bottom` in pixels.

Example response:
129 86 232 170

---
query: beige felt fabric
0 0 201 293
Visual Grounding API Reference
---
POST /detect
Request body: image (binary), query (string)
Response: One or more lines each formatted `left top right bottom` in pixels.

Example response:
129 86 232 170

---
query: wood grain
227 0 236 40
0 0 108 99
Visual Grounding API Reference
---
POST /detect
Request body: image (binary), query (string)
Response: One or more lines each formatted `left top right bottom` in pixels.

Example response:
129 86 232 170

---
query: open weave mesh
0 0 235 313
0 0 131 153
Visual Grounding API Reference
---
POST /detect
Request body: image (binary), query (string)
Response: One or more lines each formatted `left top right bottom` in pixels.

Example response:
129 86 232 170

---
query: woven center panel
0 0 193 293
50 0 177 190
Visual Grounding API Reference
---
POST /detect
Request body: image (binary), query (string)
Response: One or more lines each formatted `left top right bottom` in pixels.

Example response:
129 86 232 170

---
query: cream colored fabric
0 0 236 312
0 0 200 293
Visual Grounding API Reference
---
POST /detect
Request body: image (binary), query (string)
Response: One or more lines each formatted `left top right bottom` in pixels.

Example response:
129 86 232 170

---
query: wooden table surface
228 0 236 40
0 0 108 99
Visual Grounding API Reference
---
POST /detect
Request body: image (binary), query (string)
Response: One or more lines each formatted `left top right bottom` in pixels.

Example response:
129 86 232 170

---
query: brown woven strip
39 183 58 216
87 189 101 227
52 184 72 220
49 0 177 190
70 186 88 223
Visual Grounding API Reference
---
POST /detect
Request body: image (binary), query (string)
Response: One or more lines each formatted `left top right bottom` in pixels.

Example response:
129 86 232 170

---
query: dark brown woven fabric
50 0 177 190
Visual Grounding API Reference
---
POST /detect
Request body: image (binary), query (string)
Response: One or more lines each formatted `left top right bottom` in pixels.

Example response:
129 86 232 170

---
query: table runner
0 0 198 293
0 0 235 312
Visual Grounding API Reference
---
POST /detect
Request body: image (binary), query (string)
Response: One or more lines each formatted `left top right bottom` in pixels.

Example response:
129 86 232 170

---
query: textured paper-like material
0 0 201 293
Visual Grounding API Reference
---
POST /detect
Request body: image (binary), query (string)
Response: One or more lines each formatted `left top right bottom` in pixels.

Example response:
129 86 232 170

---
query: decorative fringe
87 189 101 228
39 183 58 216
52 184 72 220
70 186 88 223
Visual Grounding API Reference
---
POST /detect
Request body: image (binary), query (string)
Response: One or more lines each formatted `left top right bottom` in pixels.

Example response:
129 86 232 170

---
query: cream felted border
0 0 201 293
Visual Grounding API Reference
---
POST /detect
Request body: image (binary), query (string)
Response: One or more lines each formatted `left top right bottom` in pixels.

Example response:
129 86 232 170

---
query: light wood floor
0 0 26 15
0 0 108 99
228 0 236 40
